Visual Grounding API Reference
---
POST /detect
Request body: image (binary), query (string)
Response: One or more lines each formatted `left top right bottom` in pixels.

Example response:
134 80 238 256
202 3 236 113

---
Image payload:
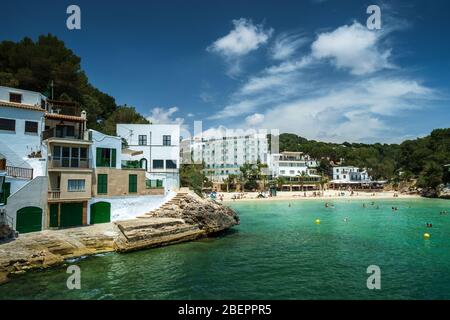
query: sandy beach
220 190 421 203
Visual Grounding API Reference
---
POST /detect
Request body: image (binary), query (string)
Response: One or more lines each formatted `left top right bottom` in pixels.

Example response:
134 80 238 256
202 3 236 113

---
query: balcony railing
48 190 61 200
42 128 85 141
48 157 91 169
6 166 33 180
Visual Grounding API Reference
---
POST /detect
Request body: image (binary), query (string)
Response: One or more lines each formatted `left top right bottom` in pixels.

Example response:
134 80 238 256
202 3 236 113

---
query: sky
1 0 450 143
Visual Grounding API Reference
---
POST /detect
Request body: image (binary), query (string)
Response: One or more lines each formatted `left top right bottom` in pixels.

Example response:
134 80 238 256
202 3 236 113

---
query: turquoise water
1 198 450 300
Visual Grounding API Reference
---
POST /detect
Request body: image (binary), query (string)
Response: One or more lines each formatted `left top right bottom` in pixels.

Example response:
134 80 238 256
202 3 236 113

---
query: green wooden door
16 207 42 234
49 203 59 228
60 202 83 228
129 174 137 193
90 202 111 224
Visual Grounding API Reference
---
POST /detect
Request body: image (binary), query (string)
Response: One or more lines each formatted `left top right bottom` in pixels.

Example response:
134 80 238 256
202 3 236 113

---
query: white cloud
245 113 265 125
146 107 185 125
241 77 435 142
207 18 273 57
208 99 259 120
311 22 393 75
270 31 308 60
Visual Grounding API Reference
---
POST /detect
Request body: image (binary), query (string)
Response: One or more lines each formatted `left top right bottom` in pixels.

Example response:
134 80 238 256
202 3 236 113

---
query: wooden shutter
111 149 116 168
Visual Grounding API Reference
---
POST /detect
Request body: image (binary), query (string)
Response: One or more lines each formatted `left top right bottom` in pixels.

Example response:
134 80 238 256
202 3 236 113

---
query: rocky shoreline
0 192 239 285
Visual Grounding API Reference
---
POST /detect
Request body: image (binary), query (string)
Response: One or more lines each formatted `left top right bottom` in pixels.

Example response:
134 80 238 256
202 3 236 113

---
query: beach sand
219 190 420 203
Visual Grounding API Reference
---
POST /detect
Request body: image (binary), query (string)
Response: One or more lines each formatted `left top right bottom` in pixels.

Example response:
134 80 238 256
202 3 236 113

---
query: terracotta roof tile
0 101 44 112
45 112 85 122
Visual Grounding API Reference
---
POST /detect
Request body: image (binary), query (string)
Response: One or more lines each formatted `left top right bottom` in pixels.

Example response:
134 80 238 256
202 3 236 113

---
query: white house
0 86 46 163
331 166 370 183
0 86 49 234
116 124 180 193
189 133 269 182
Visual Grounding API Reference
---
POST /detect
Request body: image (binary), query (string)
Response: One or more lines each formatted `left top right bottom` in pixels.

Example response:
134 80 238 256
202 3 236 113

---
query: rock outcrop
0 192 239 284
115 192 239 252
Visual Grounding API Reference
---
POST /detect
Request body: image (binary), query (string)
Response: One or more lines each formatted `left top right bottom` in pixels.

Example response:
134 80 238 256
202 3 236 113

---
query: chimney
81 110 87 119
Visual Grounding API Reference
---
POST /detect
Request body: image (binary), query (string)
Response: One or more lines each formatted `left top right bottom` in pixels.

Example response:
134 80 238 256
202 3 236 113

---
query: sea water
0 198 449 300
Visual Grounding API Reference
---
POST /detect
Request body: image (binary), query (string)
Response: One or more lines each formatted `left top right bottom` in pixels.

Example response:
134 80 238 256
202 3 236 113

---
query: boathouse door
60 202 83 228
90 202 111 224
16 207 42 234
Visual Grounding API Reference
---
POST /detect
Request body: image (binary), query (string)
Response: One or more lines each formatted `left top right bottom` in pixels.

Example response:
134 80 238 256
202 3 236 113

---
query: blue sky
1 0 449 143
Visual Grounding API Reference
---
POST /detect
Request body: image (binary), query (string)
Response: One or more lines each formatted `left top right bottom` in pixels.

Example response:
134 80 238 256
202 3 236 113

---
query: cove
0 198 449 300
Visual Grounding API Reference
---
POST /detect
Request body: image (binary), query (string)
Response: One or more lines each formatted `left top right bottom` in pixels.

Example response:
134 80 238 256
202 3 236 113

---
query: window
163 135 171 146
153 159 164 169
166 160 177 169
9 93 22 103
25 121 38 134
97 174 108 194
336 175 340 179
138 135 147 145
96 148 116 167
68 179 85 192
129 174 137 193
0 118 15 132
53 146 89 168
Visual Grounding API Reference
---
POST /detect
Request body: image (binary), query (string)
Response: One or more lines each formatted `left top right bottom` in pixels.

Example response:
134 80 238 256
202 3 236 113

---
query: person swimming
344 217 349 222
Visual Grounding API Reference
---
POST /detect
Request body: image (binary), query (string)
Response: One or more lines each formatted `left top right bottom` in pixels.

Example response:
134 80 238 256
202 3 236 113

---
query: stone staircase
113 191 209 252
137 192 189 219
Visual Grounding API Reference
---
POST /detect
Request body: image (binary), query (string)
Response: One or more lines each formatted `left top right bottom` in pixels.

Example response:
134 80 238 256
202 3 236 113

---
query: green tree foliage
180 163 210 196
0 35 147 133
101 106 150 136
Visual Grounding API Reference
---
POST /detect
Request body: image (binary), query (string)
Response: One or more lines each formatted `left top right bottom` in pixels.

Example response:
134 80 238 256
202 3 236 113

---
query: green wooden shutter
97 174 108 194
129 174 137 193
111 149 116 168
1 182 11 205
49 204 59 228
96 148 102 167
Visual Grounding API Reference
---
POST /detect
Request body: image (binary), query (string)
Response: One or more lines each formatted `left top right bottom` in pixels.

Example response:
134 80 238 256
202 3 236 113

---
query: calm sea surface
1 198 449 299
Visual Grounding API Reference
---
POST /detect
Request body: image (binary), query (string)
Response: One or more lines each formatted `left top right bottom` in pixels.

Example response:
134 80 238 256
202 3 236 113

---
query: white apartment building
116 124 180 192
269 151 319 178
190 133 269 182
331 166 370 183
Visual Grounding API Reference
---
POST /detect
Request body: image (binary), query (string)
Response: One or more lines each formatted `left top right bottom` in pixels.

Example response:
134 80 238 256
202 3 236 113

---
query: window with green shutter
97 174 108 194
96 148 116 168
129 174 137 193
111 149 116 168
